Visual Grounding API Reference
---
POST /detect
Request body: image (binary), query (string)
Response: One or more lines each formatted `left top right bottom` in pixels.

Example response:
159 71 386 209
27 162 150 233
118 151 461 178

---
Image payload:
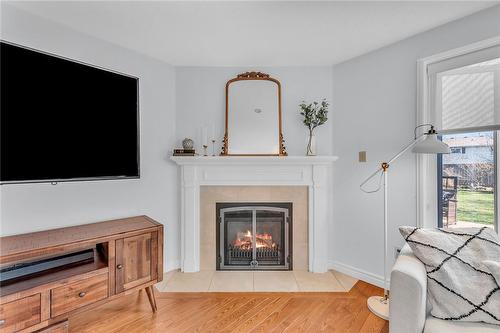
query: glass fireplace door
219 206 289 270
223 209 254 267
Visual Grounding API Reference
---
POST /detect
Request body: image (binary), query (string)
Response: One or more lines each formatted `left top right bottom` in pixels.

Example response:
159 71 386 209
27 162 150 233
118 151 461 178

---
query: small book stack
173 148 196 156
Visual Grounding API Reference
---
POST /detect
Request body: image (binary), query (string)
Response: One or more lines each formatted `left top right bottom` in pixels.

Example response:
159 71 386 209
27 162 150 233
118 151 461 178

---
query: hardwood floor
68 280 389 333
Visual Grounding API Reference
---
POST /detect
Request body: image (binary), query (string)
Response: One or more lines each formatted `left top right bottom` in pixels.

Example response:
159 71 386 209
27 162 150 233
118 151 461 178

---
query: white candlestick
202 126 208 146
210 123 216 141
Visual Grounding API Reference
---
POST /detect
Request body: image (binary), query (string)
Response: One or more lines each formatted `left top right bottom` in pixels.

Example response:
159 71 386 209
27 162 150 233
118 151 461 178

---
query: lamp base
367 296 389 320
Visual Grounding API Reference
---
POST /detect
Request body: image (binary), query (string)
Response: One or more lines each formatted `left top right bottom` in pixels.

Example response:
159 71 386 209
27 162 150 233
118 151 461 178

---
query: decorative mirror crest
237 71 270 79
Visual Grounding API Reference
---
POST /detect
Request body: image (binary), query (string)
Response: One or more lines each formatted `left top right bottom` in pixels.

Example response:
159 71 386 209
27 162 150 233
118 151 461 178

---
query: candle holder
211 140 216 156
203 145 208 156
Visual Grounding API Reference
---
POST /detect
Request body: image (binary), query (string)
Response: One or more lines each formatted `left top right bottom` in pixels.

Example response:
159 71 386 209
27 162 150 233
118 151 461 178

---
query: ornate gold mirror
222 72 287 156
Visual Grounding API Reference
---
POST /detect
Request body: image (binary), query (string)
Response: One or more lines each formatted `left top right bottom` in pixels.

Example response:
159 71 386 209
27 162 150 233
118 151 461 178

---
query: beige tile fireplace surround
156 269 358 292
199 186 309 271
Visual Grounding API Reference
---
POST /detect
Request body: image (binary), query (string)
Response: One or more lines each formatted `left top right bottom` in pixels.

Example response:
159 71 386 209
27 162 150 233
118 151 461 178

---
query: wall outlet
394 247 402 259
359 151 367 162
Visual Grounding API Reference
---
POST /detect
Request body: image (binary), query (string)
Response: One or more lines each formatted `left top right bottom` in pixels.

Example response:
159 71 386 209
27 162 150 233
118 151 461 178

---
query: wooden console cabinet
0 216 163 333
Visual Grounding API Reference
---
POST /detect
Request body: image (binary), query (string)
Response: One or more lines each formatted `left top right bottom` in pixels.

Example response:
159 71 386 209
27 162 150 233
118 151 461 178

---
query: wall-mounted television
1 41 140 184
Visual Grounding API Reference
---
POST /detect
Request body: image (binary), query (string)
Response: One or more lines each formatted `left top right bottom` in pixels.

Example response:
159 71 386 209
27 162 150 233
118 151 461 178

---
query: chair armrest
389 244 428 333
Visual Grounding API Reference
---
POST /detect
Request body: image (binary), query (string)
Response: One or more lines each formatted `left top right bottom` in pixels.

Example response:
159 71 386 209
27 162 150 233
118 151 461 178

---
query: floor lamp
360 124 450 320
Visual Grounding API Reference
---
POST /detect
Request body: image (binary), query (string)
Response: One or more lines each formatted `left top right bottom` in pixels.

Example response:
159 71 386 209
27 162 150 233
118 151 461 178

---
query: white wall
175 67 333 156
330 6 500 286
0 5 180 271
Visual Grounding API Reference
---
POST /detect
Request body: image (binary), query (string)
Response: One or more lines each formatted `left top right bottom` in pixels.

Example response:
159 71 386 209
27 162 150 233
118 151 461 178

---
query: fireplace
216 203 292 270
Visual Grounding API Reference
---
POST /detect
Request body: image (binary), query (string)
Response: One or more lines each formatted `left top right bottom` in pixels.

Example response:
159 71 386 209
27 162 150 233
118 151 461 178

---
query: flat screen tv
1 41 140 184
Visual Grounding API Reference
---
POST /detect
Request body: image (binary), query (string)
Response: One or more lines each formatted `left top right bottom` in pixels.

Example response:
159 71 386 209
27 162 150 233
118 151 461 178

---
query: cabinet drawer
51 273 108 317
0 294 41 333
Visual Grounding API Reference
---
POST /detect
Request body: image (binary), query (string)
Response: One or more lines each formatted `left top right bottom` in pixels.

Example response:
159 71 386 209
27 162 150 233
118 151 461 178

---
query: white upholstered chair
389 244 500 333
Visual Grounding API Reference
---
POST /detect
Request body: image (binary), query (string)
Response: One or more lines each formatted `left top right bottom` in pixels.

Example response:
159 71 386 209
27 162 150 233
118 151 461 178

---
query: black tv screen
1 41 139 184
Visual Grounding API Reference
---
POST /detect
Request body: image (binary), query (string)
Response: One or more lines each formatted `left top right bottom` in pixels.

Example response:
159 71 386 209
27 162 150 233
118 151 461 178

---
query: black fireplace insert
216 203 292 270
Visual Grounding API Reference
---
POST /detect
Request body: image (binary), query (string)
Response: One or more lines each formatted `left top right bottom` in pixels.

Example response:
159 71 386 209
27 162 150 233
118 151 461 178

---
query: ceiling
4 1 498 66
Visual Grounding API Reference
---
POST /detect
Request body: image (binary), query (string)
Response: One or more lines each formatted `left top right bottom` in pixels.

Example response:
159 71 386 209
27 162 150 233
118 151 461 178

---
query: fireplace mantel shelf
171 155 338 166
171 155 337 273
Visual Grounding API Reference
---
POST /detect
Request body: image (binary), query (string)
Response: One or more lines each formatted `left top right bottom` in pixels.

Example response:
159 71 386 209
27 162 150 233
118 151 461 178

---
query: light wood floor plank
68 281 388 333
281 296 333 333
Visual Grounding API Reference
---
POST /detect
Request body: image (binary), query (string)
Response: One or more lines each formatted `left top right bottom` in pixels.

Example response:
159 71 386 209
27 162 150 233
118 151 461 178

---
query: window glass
438 131 495 229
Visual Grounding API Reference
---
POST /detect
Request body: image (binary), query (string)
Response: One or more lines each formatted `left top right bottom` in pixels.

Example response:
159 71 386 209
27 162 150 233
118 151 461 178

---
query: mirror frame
221 72 287 156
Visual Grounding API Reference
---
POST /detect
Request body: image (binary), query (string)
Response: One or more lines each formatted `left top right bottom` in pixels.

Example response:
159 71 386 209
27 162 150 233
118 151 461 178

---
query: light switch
359 151 367 162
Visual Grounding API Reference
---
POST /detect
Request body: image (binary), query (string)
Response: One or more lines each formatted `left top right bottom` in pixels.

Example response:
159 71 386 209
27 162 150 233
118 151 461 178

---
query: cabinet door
115 233 153 293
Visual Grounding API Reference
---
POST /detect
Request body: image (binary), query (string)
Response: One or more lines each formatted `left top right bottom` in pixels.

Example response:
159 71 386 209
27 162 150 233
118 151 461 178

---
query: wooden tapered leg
151 286 158 309
145 286 157 312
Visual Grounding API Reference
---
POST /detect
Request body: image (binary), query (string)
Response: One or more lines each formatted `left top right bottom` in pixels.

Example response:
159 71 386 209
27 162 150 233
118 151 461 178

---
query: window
434 57 500 230
438 131 496 229
450 147 466 154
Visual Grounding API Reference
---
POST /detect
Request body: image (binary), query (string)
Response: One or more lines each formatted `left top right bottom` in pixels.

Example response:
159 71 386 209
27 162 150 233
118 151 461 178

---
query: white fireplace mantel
171 155 338 273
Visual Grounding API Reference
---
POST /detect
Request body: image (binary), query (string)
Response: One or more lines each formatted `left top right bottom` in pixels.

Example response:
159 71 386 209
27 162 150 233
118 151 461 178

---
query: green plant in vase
299 99 329 156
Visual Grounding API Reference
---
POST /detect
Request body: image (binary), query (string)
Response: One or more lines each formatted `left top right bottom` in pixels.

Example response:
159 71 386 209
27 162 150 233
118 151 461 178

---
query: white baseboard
329 260 389 289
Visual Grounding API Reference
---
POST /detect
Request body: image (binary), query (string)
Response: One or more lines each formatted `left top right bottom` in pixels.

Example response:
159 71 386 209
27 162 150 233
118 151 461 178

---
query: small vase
306 134 316 156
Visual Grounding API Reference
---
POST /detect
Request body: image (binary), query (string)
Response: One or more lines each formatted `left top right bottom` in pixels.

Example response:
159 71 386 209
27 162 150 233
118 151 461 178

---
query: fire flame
233 230 276 249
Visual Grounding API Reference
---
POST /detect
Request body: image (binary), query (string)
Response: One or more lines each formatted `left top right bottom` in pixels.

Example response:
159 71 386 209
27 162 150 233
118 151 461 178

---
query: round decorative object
367 296 389 320
182 138 194 150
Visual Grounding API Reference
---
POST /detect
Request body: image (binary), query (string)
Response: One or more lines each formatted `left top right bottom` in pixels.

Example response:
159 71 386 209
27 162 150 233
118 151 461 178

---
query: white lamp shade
412 133 451 154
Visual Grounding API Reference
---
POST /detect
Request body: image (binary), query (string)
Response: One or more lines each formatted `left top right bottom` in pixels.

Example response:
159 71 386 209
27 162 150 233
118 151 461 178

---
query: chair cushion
399 226 500 325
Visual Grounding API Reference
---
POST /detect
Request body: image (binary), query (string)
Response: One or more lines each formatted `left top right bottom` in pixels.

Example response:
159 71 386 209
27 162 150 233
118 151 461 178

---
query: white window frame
416 36 500 229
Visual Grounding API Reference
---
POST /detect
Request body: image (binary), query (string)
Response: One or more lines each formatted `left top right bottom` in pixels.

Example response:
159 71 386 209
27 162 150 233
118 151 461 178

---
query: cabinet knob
117 264 123 269
78 292 86 298
0 319 5 325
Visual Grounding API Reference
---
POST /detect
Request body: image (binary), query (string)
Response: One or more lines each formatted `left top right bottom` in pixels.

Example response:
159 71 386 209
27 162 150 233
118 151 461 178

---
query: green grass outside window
457 190 494 225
